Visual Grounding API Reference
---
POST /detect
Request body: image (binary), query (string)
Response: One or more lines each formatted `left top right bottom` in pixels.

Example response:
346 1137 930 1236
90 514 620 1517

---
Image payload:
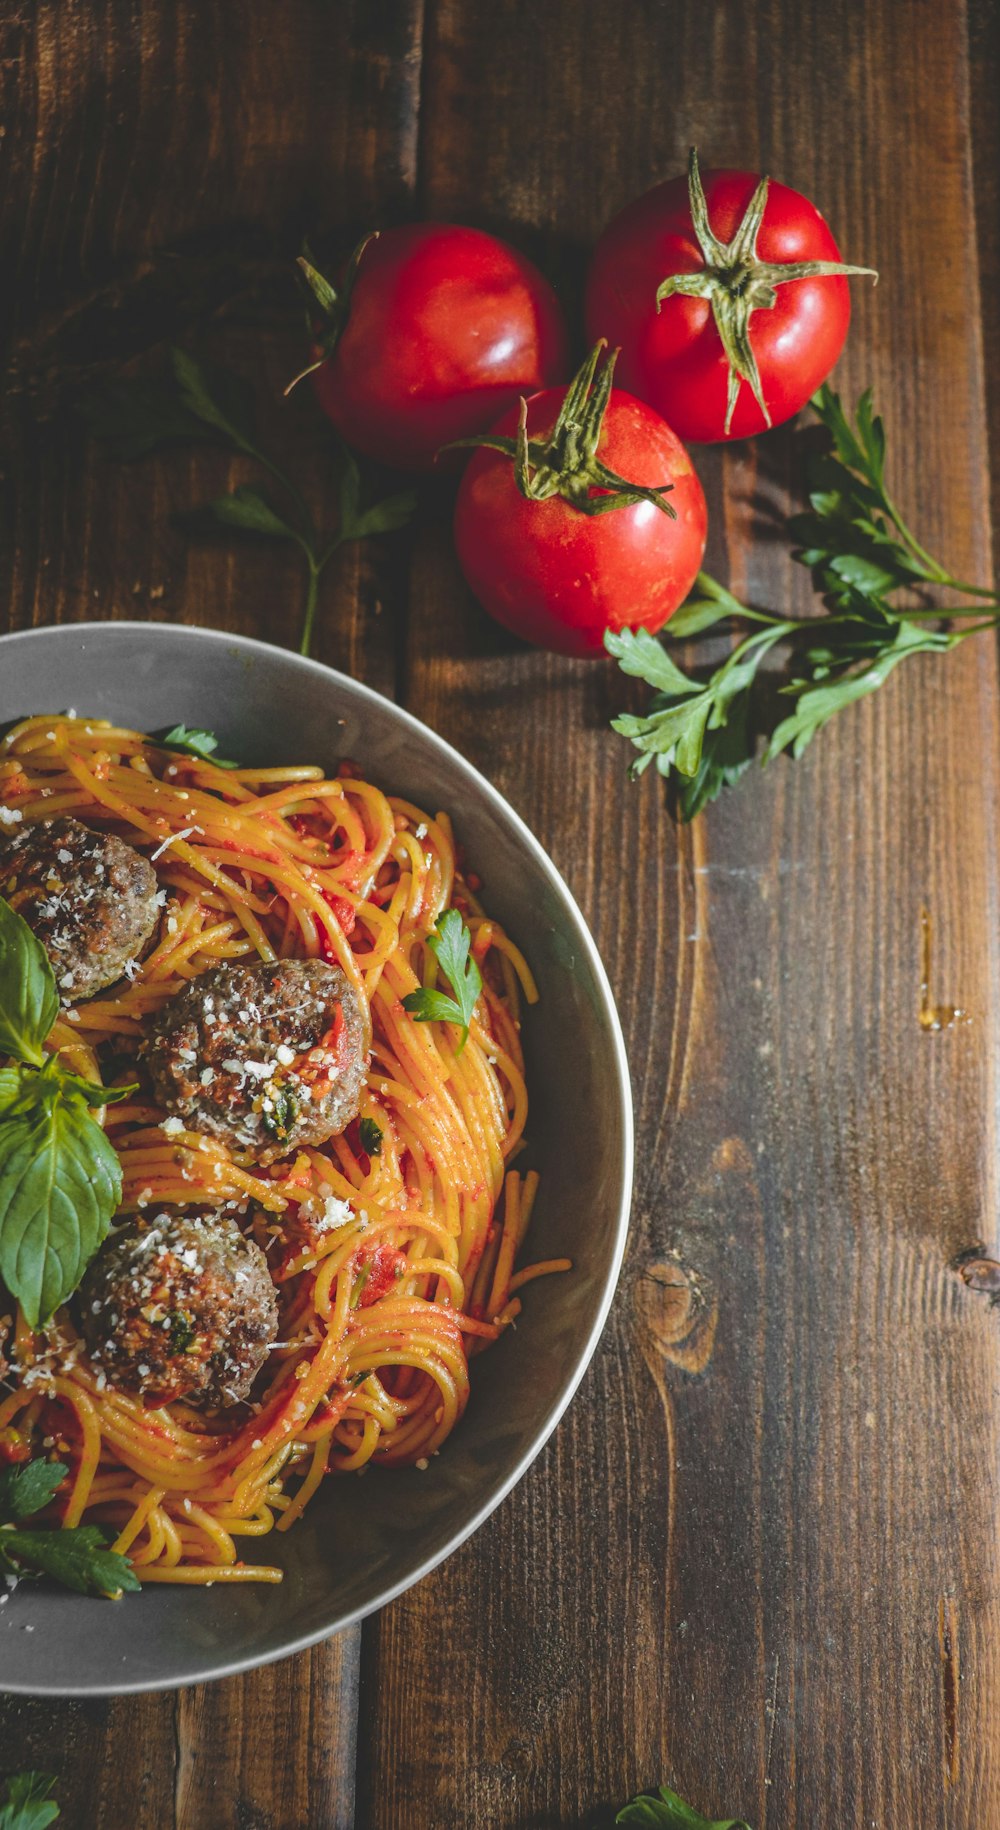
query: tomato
585 149 875 443
453 342 707 659
301 224 568 472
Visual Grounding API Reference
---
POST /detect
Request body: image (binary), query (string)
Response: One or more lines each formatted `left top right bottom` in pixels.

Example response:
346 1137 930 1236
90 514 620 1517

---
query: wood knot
952 1244 1000 1305
634 1258 718 1375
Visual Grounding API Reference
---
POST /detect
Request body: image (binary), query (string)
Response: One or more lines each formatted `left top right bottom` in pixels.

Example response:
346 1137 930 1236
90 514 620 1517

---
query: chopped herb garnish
0 1456 139 1600
349 1261 372 1309
401 910 482 1054
168 1312 196 1354
262 1084 300 1142
358 1116 383 1158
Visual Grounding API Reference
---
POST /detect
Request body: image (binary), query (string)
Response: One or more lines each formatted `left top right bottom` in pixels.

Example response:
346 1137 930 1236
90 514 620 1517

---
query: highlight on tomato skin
452 379 708 659
585 154 875 444
307 222 570 473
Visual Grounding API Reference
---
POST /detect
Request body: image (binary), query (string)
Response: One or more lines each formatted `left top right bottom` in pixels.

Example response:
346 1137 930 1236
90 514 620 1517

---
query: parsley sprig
0 1458 139 1600
81 347 416 657
608 385 1000 818
0 898 127 1325
616 1783 752 1829
0 1772 60 1830
156 724 240 769
402 910 482 1053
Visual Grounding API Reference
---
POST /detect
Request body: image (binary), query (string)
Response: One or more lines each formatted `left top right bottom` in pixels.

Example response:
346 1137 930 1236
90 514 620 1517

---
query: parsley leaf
78 374 213 461
0 1457 66 1523
609 388 1000 817
0 1455 139 1600
0 1771 60 1830
157 724 240 769
616 1784 753 1829
0 898 58 1068
0 1526 140 1599
81 351 416 657
402 910 483 1053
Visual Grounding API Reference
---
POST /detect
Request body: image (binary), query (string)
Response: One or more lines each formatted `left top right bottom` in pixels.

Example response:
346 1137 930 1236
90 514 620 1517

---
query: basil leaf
0 897 58 1068
616 1785 752 1829
0 1085 121 1326
55 1075 138 1108
0 1771 60 1830
0 1526 140 1598
0 1458 67 1523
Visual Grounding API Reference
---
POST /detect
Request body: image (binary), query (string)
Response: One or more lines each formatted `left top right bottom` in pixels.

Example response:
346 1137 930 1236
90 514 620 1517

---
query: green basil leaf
0 1086 121 1326
0 1525 140 1598
0 1458 67 1524
0 897 58 1068
0 1770 61 1830
55 1075 138 1108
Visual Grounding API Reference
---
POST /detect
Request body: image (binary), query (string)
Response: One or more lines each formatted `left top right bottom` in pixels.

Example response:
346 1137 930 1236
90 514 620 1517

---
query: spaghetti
0 714 569 1585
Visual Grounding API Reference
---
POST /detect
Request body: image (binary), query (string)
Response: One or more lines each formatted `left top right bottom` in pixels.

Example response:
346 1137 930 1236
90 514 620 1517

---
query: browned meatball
80 1209 278 1407
142 958 366 1159
0 814 160 1000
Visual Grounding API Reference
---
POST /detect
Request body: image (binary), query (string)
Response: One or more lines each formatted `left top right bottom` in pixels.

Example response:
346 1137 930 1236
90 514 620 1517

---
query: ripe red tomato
585 150 875 443
453 344 707 659
304 223 568 472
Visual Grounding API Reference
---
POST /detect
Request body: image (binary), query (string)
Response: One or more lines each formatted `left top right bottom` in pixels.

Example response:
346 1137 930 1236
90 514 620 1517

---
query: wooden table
3 2 1000 1824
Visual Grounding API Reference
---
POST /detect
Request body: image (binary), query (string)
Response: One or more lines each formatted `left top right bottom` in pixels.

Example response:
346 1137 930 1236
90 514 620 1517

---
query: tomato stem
655 147 877 434
448 341 678 519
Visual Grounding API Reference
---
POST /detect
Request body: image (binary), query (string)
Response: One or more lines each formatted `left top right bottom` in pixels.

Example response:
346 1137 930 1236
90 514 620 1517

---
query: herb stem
299 555 323 658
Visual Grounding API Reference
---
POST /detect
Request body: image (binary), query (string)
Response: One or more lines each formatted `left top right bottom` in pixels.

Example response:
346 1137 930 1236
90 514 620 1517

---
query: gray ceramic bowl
0 622 632 1696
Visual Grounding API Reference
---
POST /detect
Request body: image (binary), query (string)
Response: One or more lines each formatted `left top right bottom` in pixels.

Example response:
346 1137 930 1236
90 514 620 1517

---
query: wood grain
2 2 1000 1827
0 3 422 1825
360 2 1000 1827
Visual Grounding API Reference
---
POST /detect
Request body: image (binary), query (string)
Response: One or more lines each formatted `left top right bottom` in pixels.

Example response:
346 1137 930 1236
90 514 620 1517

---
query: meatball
0 814 160 1000
80 1209 279 1407
143 958 366 1159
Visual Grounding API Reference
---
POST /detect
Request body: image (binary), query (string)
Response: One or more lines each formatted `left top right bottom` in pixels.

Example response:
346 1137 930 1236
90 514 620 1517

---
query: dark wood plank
356 2 1000 1827
0 3 422 1824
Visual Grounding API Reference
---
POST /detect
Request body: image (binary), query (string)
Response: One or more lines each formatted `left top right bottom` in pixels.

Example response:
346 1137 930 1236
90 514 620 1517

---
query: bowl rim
0 620 634 1694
